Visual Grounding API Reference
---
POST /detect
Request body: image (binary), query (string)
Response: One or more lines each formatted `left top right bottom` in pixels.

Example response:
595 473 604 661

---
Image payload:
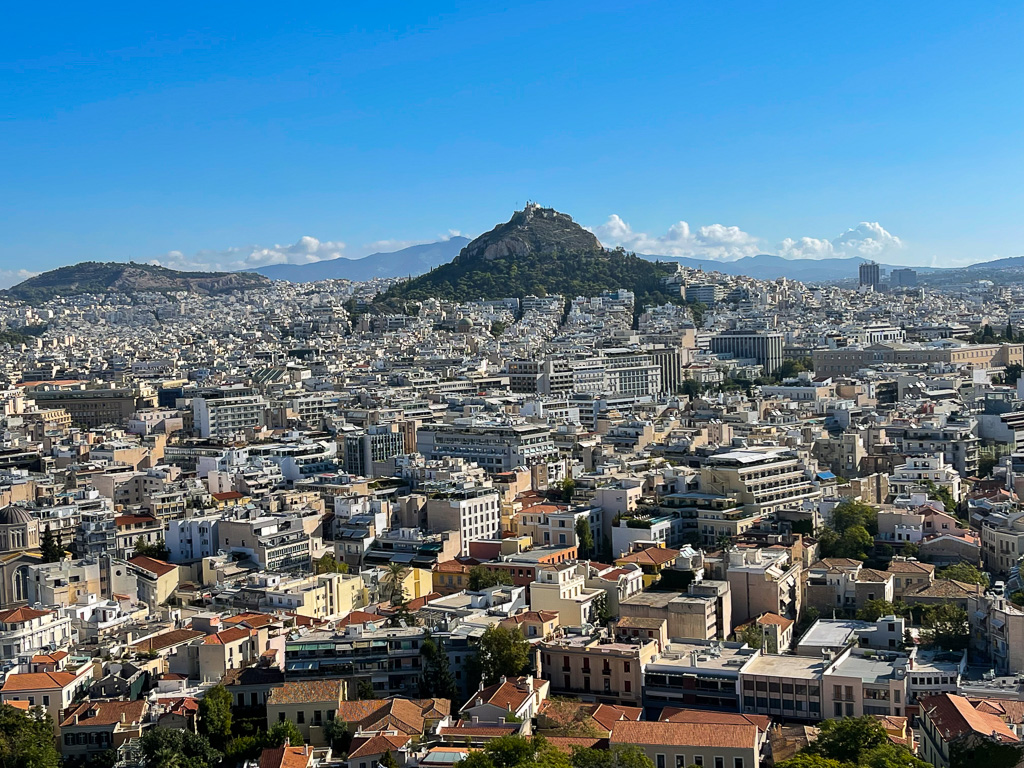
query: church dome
0 505 33 526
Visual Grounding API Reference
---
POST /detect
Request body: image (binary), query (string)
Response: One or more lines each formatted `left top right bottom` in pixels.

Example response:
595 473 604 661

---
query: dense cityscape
0 204 1021 768
4 3 1023 768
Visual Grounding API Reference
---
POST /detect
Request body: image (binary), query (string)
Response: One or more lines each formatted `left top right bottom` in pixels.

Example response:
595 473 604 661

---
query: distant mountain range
4 262 269 303
638 253 928 282
251 237 470 282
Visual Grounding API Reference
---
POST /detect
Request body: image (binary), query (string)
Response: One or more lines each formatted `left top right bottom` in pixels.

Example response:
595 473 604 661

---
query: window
296 711 305 724
656 756 665 768
625 681 632 693
714 759 724 768
734 760 744 768
42 696 49 706
279 713 286 722
694 758 704 767
677 758 687 768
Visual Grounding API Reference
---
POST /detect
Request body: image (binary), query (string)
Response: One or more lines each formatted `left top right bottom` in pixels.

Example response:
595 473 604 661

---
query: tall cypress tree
39 526 64 563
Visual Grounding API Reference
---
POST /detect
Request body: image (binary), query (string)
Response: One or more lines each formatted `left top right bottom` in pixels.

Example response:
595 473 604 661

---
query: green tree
267 719 305 747
1007 321 1016 342
561 478 577 503
490 321 507 337
140 728 222 768
379 750 399 768
575 517 593 559
775 756 845 768
224 734 266 764
323 718 353 755
857 599 910 622
830 499 879 536
808 716 889 763
739 622 777 653
357 680 377 700
0 704 60 768
938 562 990 587
860 742 931 768
39 526 64 563
922 602 969 651
198 684 233 748
133 537 171 560
468 565 513 591
924 481 957 517
1005 363 1023 386
315 553 348 574
419 633 458 700
476 625 531 685
823 524 873 560
902 541 920 558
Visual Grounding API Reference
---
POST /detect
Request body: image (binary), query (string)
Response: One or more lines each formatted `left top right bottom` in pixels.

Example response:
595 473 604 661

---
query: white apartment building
425 488 501 556
0 606 73 659
888 454 962 503
530 562 604 627
192 389 268 439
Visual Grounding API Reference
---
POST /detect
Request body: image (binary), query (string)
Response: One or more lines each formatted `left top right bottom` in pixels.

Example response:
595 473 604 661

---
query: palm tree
381 562 410 605
152 746 182 768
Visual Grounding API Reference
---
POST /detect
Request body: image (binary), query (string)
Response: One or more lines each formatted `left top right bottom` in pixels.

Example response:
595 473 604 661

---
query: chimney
121 712 126 723
472 716 479 724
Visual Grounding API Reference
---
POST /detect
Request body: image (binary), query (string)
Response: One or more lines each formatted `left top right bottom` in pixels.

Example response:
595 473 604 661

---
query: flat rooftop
833 653 902 685
649 641 758 674
796 619 869 651
742 654 828 679
621 591 712 609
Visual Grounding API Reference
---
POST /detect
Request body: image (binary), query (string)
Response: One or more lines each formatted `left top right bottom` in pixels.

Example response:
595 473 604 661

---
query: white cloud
152 236 348 272
595 215 906 262
592 216 761 260
0 269 41 289
779 222 904 260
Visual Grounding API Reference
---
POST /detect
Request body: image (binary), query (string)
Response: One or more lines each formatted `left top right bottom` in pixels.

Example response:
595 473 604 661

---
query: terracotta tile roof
30 651 68 664
856 568 893 583
611 720 758 749
127 555 177 577
659 708 771 731
617 547 680 566
130 628 203 652
268 680 344 706
337 610 387 628
61 700 147 727
970 698 1024 724
202 626 252 645
435 560 471 574
1 671 79 692
0 606 51 623
616 617 665 629
590 704 643 731
543 737 609 753
331 698 451 736
258 745 313 768
920 693 1019 743
347 734 410 759
885 560 935 574
461 678 534 713
907 580 983 599
212 491 245 502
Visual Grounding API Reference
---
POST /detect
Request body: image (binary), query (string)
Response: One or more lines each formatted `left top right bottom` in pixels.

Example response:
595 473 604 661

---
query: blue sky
1 1 1022 283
